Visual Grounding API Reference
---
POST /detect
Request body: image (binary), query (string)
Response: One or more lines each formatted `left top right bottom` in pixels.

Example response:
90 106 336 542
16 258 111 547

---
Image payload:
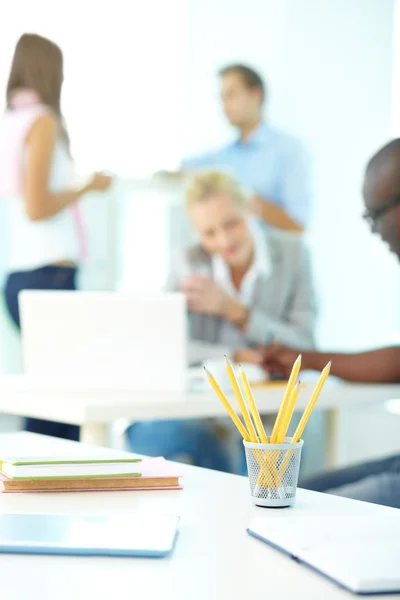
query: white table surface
0 432 398 600
0 374 398 424
0 375 399 462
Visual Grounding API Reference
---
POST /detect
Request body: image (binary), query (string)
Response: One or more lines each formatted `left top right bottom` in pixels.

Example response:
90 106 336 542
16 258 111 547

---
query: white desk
0 375 399 464
0 432 398 600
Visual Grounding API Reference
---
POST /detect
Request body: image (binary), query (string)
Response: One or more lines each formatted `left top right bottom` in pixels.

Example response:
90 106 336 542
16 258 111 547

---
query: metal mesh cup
243 438 304 508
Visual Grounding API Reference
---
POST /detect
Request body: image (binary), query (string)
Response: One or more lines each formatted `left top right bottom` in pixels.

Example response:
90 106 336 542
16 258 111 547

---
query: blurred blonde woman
127 170 316 472
0 34 112 440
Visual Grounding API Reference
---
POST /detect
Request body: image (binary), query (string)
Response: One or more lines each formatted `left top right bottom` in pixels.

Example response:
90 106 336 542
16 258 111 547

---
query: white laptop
19 291 187 391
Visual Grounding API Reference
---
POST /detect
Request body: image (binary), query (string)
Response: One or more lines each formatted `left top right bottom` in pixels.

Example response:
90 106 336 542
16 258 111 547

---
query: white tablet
0 513 179 558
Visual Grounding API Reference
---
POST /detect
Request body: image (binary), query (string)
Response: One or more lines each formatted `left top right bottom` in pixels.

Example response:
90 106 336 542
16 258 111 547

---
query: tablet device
0 513 179 558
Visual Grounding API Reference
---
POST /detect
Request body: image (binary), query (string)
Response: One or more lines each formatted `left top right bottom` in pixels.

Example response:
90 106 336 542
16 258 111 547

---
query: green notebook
1 456 142 480
0 432 142 480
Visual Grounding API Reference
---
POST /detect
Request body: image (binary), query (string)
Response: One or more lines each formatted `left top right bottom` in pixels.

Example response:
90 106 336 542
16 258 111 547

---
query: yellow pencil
224 357 258 443
239 366 268 443
268 382 300 487
276 382 300 443
203 367 250 441
291 362 331 443
270 354 302 443
278 363 331 479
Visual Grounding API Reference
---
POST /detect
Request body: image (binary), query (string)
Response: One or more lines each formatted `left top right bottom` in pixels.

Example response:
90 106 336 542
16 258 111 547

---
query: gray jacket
166 230 316 364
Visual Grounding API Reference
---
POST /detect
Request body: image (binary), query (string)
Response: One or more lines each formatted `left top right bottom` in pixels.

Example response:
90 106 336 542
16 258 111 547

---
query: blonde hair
185 170 249 210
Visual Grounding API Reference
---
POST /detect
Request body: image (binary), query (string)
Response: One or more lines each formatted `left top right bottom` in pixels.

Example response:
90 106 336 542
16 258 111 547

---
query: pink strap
10 89 41 108
71 203 86 260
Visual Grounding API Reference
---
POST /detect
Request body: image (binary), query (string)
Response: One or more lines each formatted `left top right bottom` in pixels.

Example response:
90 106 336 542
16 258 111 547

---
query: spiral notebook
248 514 400 595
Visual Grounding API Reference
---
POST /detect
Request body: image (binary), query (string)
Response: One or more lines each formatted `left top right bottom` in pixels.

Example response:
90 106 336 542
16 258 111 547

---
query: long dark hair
6 33 70 149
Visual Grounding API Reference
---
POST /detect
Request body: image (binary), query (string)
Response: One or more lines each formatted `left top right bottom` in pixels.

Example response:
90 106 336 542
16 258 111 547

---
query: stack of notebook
0 434 182 493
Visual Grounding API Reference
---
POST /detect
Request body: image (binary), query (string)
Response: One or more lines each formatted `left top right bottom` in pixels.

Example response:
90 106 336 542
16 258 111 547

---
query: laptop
19 290 187 391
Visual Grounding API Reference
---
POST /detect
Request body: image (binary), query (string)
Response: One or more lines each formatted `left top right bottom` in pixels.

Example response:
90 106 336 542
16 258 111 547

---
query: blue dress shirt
182 122 312 227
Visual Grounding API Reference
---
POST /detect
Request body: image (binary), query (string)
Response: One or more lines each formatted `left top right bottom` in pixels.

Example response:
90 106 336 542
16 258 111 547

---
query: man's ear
254 87 264 106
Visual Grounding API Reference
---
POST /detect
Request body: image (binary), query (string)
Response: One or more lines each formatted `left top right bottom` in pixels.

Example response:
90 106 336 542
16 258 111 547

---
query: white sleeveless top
0 104 81 272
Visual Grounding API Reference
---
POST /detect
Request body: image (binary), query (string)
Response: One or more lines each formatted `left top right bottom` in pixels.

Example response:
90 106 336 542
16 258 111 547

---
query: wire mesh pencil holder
244 439 304 508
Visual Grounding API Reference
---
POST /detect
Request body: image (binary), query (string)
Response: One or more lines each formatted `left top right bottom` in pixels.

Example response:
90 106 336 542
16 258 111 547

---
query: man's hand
262 343 303 377
250 194 304 232
249 195 264 218
233 348 265 365
181 274 231 316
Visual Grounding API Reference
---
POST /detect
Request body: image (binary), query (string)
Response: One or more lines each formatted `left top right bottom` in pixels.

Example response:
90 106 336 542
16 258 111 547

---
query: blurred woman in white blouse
127 170 316 472
0 33 113 440
167 170 315 363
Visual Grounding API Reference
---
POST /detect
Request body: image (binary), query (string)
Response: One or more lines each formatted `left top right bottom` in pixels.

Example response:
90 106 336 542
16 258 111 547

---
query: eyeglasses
363 196 400 230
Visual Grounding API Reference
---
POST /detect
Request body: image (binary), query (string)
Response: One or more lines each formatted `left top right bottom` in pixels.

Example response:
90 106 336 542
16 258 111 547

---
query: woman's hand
181 274 230 316
86 172 113 193
181 274 249 328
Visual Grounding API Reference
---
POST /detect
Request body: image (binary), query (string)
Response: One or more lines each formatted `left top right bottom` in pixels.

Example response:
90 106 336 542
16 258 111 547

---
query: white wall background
0 0 186 176
0 0 398 352
392 0 400 135
0 0 398 467
0 0 186 291
184 0 398 351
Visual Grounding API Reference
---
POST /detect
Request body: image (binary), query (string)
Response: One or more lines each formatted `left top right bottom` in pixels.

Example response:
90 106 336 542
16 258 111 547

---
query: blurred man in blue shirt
181 64 312 231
